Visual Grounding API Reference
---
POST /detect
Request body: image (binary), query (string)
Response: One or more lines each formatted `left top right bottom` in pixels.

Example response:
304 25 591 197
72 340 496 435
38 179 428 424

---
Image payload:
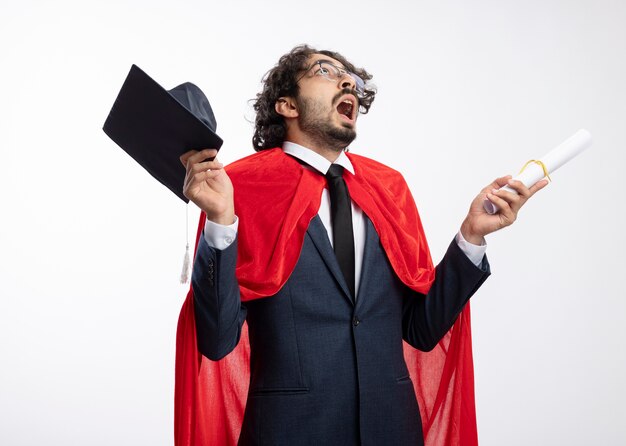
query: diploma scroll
483 129 593 215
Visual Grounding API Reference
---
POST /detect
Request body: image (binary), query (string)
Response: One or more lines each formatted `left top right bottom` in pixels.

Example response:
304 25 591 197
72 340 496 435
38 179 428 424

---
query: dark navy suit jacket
192 216 490 446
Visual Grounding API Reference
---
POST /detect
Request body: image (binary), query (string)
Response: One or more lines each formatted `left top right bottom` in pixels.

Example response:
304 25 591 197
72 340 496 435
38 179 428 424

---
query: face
294 54 360 151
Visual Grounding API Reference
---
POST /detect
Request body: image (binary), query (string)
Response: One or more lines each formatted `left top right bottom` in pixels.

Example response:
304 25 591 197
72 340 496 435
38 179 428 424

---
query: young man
178 45 546 446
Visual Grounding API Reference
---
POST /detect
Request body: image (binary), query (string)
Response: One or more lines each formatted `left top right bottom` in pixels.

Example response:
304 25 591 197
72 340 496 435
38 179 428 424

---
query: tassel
180 243 191 284
180 203 190 284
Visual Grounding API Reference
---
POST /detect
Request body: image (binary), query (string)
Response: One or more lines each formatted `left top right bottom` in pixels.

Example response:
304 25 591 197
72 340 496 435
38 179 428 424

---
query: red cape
175 149 478 445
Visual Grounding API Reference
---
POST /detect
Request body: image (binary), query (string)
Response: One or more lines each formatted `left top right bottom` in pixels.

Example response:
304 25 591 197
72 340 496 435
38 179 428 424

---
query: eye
317 66 330 75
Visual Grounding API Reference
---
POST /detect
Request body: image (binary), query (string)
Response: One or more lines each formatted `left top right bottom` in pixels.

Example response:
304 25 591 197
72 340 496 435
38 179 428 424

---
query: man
177 45 547 446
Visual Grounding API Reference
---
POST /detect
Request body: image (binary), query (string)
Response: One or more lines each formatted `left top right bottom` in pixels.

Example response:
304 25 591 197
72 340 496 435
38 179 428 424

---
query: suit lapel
306 215 354 305
354 217 376 312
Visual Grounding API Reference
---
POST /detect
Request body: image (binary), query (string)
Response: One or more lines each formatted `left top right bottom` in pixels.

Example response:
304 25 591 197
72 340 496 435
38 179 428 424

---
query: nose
339 72 356 90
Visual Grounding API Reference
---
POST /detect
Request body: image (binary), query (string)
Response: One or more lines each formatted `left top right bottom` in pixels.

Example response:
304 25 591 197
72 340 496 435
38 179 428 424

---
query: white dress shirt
204 142 487 297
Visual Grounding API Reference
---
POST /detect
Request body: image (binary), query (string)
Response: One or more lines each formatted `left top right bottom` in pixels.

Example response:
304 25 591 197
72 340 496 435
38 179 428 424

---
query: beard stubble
296 92 357 152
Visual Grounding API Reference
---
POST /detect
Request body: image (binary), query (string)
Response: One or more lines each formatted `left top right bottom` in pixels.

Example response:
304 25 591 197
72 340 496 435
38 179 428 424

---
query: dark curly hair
252 45 376 151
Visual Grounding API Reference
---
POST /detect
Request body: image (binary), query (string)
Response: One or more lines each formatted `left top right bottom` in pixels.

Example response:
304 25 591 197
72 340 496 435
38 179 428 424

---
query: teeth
337 98 354 119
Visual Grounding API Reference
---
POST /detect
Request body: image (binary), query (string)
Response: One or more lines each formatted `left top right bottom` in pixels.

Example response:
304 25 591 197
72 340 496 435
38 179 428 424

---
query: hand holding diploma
483 129 593 214
460 175 549 245
459 129 592 245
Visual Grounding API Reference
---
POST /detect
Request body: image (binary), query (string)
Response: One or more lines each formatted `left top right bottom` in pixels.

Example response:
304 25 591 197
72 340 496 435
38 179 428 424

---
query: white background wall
1 0 625 444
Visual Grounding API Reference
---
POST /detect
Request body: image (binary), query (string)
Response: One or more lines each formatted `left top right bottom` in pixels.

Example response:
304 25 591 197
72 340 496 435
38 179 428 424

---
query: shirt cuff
455 230 487 267
203 216 239 250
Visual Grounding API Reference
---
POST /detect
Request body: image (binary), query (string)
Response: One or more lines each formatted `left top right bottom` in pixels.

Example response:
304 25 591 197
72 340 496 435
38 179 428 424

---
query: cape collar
282 141 355 175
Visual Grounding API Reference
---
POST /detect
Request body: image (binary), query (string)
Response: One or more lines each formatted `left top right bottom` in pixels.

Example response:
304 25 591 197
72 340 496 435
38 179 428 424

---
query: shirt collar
282 141 355 175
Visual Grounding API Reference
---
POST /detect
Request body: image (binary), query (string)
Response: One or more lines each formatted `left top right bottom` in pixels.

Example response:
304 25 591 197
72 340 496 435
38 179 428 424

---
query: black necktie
326 164 355 299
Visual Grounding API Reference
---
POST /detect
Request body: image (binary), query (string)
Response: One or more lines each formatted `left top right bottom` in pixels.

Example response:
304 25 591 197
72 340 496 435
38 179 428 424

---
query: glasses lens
350 74 365 96
315 61 366 97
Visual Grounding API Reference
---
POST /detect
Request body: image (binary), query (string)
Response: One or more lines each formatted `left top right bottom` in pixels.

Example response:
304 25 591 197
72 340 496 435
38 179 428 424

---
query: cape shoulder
347 152 412 198
346 152 434 294
223 148 318 219
347 152 403 175
223 148 324 300
225 148 291 180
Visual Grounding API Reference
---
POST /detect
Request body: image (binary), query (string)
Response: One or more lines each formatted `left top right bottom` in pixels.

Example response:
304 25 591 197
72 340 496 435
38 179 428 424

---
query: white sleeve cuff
455 230 487 267
203 216 239 250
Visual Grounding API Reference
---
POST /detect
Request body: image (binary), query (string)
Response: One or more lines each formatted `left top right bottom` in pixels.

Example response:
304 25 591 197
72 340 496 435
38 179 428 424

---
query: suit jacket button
352 317 360 327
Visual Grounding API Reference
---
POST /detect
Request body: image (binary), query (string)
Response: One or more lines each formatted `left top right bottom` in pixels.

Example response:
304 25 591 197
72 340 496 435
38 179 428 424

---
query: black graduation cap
103 64 223 202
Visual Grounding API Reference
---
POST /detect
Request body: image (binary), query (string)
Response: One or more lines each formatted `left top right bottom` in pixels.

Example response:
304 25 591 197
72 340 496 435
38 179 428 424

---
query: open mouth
336 96 356 121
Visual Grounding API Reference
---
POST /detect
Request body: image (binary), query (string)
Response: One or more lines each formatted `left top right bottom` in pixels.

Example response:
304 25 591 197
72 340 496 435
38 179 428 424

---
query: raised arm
181 149 245 360
403 174 548 350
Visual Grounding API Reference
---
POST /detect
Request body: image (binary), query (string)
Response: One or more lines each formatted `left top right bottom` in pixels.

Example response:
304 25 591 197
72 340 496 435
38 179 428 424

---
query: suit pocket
396 374 412 384
250 387 310 397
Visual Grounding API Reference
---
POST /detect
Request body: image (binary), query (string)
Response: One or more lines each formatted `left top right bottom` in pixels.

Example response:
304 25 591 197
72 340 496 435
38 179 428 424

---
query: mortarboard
103 64 223 202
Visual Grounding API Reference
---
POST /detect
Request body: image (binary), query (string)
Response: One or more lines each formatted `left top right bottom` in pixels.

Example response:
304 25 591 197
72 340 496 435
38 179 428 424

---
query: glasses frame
297 60 366 98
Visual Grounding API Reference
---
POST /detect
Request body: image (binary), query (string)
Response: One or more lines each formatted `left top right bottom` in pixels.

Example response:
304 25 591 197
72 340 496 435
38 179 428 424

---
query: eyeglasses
298 60 366 98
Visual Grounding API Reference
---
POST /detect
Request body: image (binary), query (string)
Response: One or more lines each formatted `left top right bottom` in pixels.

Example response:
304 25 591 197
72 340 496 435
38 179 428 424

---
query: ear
275 97 299 118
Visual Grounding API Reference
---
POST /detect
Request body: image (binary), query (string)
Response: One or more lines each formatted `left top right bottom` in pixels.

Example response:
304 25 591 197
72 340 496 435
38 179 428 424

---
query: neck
286 133 345 163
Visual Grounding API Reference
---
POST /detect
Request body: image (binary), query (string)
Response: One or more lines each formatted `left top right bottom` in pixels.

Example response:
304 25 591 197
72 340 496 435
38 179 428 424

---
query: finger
486 191 515 221
189 159 224 174
485 191 509 209
483 175 513 193
493 175 513 189
491 187 522 207
529 178 549 195
185 170 221 192
183 148 219 167
505 179 532 198
192 169 222 184
180 149 199 166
